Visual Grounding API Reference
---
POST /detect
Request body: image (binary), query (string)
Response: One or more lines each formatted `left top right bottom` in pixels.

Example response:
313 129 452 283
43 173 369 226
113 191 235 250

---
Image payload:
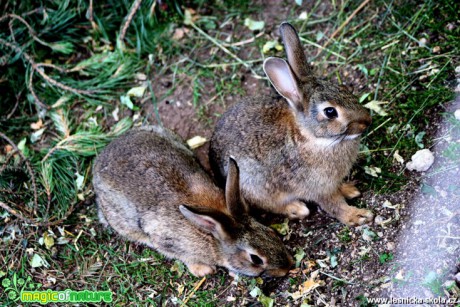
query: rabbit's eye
250 254 264 266
324 107 338 119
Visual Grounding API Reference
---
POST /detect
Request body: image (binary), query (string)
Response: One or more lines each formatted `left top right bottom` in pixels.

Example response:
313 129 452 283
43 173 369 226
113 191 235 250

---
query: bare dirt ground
129 3 460 305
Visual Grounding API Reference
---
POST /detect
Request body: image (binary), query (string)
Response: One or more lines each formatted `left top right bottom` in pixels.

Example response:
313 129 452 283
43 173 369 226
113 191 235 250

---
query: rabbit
93 126 294 277
209 22 374 226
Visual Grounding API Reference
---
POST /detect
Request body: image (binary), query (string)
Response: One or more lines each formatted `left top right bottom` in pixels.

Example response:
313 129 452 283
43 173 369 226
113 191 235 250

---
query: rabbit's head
263 23 371 143
179 158 293 277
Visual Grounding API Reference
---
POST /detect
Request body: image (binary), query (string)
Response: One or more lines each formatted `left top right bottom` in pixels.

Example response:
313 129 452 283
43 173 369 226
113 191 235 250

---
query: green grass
1 0 459 305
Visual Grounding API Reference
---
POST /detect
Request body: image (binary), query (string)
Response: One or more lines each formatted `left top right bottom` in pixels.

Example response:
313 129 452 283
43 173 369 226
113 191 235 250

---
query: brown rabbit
209 22 373 226
93 126 293 277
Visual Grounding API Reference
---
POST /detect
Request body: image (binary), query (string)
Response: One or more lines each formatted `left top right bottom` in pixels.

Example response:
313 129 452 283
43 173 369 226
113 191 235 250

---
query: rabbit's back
94 126 218 209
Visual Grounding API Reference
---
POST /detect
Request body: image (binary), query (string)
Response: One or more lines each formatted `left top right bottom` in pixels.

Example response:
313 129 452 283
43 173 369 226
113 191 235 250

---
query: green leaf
359 92 371 103
127 86 147 98
364 100 389 116
249 286 262 298
294 248 305 267
184 9 193 25
244 18 265 31
270 219 289 235
17 138 29 157
259 294 274 307
415 131 426 148
120 95 134 110
30 128 46 143
330 254 338 268
75 172 84 190
49 41 74 54
30 254 49 268
262 40 283 54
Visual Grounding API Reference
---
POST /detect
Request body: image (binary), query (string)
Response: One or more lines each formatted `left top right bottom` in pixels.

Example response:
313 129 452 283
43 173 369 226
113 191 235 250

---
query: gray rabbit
210 23 373 226
93 126 293 277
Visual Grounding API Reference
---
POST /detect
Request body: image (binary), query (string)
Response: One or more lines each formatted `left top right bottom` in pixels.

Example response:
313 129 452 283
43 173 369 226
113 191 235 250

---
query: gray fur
209 23 374 226
93 126 293 277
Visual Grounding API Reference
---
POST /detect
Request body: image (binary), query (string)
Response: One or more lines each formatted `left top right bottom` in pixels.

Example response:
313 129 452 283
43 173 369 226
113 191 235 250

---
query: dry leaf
186 136 207 149
30 119 43 130
364 100 389 116
172 27 189 40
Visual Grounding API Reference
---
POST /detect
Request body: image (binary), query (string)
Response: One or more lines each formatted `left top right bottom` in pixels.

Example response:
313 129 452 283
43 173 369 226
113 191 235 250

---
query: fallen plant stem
0 131 38 215
0 38 94 110
0 200 78 227
119 0 143 42
188 21 263 78
181 276 206 307
318 0 370 55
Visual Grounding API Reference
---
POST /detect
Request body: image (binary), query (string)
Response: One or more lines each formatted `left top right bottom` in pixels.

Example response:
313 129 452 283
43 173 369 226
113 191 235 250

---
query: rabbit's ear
225 157 247 217
280 22 312 81
180 205 231 240
264 57 304 112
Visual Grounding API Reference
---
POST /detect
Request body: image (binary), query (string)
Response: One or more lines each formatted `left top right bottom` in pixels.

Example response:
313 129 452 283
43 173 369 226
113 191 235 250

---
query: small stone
454 109 460 121
432 46 441 53
374 215 385 225
418 37 428 47
386 242 395 251
406 149 434 172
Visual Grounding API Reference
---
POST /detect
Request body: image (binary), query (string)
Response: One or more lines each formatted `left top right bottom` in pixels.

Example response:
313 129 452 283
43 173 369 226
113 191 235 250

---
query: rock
406 149 434 172
454 109 460 120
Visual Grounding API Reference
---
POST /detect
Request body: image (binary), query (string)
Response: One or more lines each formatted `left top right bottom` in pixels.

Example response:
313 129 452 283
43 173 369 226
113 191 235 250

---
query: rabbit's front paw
187 263 216 277
340 207 374 226
285 201 310 220
339 182 361 199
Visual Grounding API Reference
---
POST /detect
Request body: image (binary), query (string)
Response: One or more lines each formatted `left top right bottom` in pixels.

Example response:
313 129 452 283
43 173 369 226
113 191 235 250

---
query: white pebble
454 109 460 120
406 149 434 172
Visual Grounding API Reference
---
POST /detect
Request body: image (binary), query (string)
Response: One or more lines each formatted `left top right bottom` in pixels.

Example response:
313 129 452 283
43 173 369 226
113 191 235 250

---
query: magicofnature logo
1 272 42 302
1 272 112 304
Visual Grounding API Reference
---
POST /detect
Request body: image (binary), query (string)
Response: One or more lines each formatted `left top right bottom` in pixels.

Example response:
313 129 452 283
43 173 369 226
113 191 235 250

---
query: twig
188 21 263 78
0 38 94 109
0 200 78 227
5 90 22 119
88 0 97 31
0 132 38 215
319 271 354 284
181 276 206 307
317 0 371 56
119 0 143 42
0 149 18 173
222 32 264 47
1 13 50 49
28 68 48 109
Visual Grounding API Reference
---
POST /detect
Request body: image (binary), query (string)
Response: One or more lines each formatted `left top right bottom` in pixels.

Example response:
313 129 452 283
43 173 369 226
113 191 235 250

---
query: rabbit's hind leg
319 191 373 226
284 200 310 220
339 182 361 199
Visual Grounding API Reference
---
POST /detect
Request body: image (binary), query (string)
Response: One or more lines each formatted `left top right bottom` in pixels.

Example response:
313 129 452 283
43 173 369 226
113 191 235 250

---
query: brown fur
209 23 373 226
93 126 293 277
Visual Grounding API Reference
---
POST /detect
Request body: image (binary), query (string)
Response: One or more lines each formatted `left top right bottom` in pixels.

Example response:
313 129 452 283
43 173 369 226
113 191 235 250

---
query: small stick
119 0 143 42
0 132 38 214
317 0 371 56
188 21 262 78
181 277 206 306
222 32 264 47
0 200 77 227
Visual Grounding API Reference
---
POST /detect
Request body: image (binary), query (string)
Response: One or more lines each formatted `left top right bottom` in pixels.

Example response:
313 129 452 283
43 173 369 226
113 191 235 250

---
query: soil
129 4 460 305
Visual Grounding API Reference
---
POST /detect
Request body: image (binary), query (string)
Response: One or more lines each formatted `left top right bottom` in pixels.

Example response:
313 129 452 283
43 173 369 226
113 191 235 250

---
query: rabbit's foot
187 263 216 277
285 201 310 220
339 182 361 199
339 206 374 226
